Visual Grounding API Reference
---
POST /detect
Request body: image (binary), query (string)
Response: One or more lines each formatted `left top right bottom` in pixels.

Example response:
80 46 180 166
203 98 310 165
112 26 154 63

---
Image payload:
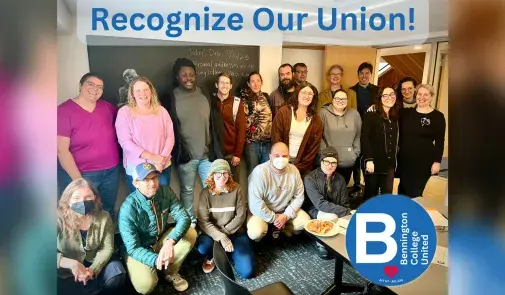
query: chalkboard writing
86 36 259 107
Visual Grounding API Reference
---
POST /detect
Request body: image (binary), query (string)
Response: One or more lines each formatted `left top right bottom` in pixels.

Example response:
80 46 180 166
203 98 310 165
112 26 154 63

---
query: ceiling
62 0 448 45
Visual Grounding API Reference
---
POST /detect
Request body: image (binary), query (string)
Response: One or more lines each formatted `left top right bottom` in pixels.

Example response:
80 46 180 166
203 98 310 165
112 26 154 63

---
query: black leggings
363 168 395 201
398 173 431 198
337 166 354 187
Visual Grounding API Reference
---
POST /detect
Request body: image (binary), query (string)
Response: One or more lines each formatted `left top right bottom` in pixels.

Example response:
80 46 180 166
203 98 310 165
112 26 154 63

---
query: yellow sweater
317 86 357 111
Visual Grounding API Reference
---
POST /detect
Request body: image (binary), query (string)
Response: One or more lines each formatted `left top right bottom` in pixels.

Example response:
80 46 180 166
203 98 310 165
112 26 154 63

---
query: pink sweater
115 105 175 176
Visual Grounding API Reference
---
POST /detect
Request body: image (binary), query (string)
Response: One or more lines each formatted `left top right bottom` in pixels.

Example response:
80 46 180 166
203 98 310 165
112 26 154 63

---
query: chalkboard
86 36 260 107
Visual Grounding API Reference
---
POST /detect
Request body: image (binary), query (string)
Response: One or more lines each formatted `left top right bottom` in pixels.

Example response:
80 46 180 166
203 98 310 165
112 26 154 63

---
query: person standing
349 62 379 190
361 87 399 200
269 64 296 120
319 89 361 185
115 76 175 192
57 73 120 220
239 71 273 176
397 76 418 108
397 84 446 198
317 64 357 111
212 73 246 181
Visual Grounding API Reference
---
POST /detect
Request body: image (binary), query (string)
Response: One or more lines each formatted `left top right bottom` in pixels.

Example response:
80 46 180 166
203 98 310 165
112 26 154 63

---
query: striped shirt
197 186 246 241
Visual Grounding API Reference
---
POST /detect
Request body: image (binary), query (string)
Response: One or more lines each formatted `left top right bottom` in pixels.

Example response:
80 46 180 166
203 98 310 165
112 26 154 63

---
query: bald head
271 142 289 156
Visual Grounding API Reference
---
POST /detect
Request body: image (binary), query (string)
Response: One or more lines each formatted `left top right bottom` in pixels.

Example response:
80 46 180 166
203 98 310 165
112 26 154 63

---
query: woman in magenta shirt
115 76 175 192
57 73 120 220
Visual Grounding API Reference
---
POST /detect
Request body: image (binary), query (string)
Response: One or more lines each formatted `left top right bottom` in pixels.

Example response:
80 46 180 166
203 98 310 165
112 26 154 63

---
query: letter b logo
346 195 437 286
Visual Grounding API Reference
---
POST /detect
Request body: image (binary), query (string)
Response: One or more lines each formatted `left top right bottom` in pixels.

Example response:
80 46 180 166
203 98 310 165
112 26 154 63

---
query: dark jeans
126 165 171 193
244 141 271 176
337 165 354 187
58 164 120 221
352 155 363 188
196 232 255 279
57 259 126 295
398 173 431 198
363 168 395 201
224 155 241 184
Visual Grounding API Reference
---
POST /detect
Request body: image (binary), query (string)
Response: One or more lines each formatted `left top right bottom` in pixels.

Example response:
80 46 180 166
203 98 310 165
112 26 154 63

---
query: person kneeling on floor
196 159 254 278
247 142 311 242
118 162 197 294
303 146 351 259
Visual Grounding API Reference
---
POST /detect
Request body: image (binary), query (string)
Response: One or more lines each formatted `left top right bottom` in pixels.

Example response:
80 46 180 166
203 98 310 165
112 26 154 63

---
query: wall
324 46 377 89
281 48 324 91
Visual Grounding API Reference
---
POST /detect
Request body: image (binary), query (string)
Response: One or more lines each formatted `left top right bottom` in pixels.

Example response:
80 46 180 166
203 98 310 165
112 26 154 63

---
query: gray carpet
152 234 386 295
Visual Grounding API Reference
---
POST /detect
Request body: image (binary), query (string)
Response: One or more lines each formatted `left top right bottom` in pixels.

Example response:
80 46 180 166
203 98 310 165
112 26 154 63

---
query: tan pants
246 209 311 241
124 227 197 294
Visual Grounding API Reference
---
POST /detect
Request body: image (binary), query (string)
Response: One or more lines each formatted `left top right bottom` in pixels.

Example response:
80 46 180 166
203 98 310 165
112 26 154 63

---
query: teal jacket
118 186 190 267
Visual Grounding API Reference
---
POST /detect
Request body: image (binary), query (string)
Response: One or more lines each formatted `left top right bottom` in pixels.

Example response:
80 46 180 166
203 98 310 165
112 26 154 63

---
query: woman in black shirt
397 84 446 198
361 87 400 201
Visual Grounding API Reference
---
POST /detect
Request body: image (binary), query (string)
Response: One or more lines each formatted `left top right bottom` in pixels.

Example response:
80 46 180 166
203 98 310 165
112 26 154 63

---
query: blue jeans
244 141 271 175
196 232 254 279
58 164 120 221
126 165 172 193
177 158 211 224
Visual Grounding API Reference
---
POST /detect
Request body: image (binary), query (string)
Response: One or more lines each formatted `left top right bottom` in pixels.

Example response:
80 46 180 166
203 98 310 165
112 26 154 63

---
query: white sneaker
165 273 189 292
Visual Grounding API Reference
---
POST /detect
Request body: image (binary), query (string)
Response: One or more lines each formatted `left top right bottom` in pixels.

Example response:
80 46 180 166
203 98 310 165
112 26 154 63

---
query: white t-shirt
289 107 311 158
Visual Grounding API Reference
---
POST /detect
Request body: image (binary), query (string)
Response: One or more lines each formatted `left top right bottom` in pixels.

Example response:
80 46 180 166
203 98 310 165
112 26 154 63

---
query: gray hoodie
318 105 362 167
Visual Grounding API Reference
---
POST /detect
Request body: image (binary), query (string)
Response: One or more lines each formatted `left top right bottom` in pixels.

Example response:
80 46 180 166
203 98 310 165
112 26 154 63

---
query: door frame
432 42 450 108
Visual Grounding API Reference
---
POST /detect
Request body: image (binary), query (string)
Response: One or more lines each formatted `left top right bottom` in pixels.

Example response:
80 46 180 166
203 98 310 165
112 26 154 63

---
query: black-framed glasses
215 171 231 178
322 160 338 167
333 97 348 102
381 93 396 99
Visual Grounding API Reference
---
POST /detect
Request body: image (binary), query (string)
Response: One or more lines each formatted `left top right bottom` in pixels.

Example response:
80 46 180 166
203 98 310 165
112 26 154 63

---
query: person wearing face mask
303 147 351 259
196 159 254 278
318 89 362 186
239 71 273 176
272 81 324 177
317 64 357 111
115 76 175 192
57 73 120 221
57 178 126 295
361 87 400 201
397 76 418 108
247 142 310 242
212 73 246 182
118 162 197 293
269 63 296 120
161 58 222 227
397 84 446 198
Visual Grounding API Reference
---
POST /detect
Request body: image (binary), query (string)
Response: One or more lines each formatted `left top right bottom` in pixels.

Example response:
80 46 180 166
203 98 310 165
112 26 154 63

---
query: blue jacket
118 186 190 267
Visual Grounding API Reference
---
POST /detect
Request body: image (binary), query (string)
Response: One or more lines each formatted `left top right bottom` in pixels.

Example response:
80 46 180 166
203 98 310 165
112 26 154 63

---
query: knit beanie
210 159 231 174
319 146 339 162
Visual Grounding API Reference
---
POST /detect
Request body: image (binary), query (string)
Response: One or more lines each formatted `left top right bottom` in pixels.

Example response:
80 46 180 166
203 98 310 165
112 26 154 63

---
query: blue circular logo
346 195 437 286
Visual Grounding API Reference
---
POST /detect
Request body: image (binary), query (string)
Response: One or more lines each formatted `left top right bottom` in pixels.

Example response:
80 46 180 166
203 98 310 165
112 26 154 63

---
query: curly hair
286 81 319 119
57 178 103 238
205 172 238 195
127 76 161 113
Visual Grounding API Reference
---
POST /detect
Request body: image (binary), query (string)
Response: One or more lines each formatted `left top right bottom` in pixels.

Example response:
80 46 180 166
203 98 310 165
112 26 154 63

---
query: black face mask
71 200 95 215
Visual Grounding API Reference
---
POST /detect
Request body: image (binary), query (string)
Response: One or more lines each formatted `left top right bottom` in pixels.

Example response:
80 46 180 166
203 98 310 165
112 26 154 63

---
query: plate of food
304 219 339 237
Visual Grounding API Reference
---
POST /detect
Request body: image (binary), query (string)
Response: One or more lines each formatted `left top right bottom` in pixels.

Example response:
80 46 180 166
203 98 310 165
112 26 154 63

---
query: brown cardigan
272 105 324 176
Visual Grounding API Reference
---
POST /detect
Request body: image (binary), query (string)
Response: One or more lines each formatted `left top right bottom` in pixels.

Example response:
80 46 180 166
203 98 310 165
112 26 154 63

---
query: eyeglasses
296 71 308 75
85 81 104 91
300 91 314 97
333 97 348 102
382 93 396 99
330 73 342 77
142 175 159 183
322 160 338 167
214 171 231 179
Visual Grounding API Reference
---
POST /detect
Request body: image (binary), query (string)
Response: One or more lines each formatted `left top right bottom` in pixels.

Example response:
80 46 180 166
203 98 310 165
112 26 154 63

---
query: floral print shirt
239 88 272 143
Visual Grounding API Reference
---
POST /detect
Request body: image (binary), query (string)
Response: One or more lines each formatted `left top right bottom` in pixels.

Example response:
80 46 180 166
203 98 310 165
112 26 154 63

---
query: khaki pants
246 209 311 241
124 227 197 294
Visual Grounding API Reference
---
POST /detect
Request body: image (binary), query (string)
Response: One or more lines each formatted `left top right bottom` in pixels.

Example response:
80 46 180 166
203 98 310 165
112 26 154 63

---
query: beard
279 78 295 91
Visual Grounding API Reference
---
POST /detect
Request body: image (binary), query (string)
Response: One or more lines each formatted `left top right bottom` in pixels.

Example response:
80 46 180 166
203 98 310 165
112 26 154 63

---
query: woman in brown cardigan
272 81 323 176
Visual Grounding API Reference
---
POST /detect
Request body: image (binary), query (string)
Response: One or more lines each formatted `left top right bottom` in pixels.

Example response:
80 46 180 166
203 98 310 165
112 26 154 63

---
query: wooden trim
282 45 325 50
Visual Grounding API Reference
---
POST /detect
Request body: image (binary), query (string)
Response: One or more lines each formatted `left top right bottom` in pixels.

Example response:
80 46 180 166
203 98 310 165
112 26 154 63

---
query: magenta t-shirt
58 99 120 172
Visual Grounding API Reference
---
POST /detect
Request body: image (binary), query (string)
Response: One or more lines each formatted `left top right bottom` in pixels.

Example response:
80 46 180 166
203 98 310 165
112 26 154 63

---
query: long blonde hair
205 172 238 195
127 76 161 113
57 178 103 238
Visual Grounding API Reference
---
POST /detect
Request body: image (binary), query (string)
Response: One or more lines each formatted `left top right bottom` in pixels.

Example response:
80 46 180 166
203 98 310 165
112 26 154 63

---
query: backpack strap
232 96 241 122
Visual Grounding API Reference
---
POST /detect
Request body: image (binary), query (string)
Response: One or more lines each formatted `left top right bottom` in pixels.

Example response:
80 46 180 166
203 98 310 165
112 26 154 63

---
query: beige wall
323 46 378 90
281 48 324 91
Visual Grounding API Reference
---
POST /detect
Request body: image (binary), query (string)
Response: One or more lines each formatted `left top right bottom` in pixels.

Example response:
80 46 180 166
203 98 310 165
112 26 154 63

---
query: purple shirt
57 99 119 172
115 105 175 176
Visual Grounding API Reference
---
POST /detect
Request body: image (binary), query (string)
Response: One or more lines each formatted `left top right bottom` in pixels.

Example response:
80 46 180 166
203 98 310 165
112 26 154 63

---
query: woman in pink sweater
115 77 175 192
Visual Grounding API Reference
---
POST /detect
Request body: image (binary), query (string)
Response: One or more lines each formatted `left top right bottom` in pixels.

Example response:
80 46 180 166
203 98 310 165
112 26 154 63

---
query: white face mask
272 157 289 170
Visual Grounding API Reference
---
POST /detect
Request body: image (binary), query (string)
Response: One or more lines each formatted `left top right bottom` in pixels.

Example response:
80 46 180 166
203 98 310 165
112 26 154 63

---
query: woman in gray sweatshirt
318 89 362 185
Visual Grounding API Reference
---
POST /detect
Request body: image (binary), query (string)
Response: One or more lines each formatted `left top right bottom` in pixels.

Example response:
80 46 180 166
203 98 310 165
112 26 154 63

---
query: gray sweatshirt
319 105 362 167
248 161 304 223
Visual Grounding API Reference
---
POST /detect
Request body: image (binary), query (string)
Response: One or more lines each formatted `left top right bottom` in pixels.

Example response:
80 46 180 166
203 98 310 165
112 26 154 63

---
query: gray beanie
319 146 339 162
209 159 231 175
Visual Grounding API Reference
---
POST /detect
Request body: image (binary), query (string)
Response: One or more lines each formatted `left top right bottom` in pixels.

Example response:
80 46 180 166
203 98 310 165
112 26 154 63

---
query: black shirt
384 118 399 168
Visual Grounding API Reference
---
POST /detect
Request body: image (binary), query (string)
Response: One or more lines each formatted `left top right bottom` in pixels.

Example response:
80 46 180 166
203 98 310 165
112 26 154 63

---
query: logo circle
346 195 437 286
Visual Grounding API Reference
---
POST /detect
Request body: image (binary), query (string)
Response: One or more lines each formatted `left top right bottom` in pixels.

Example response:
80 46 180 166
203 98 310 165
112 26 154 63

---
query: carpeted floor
148 233 387 295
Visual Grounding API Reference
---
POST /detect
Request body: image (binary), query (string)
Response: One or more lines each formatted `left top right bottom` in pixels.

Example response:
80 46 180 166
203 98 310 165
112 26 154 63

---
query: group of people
56 58 446 294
